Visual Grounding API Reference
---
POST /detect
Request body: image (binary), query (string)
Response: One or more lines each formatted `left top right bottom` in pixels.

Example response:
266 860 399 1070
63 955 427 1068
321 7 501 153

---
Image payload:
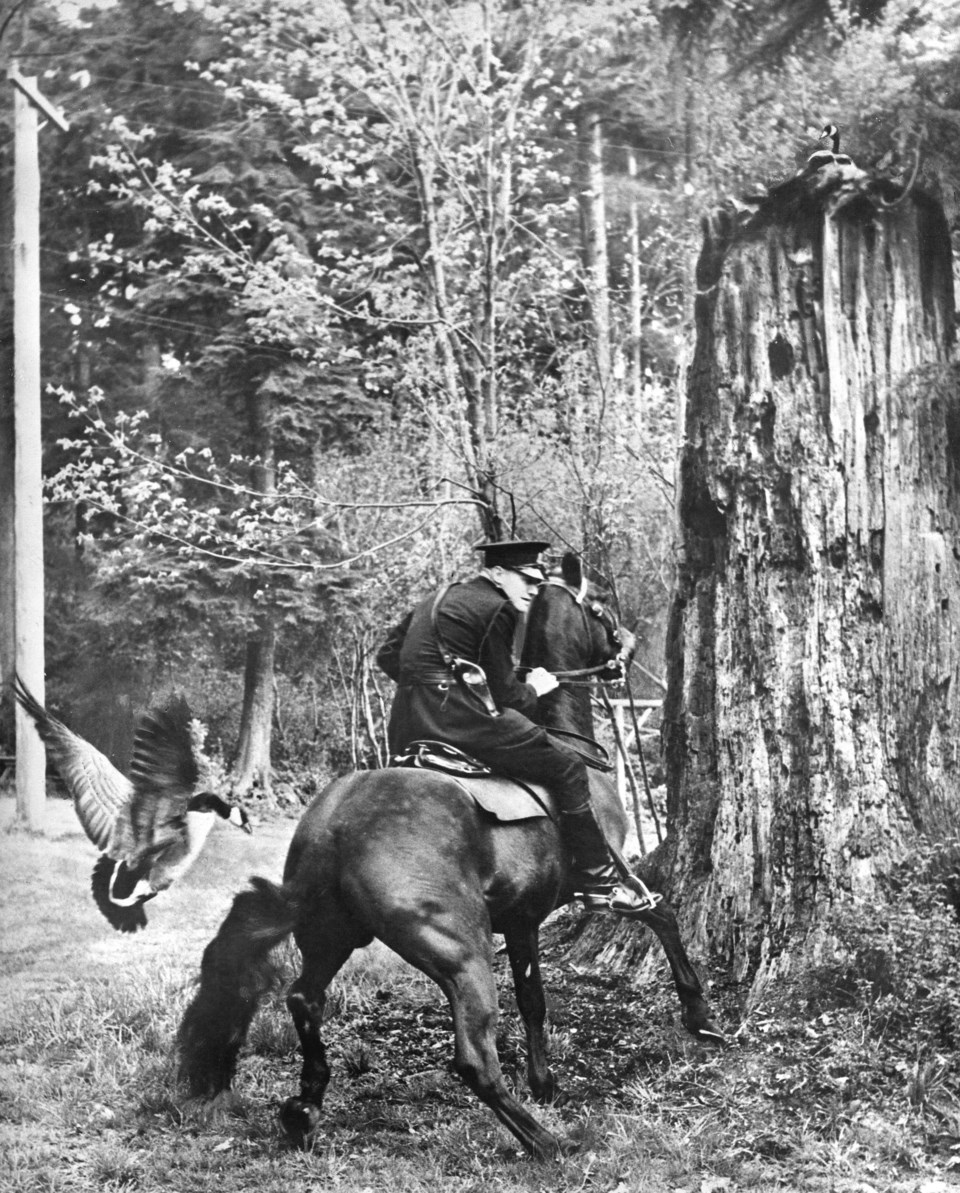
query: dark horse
178 557 722 1158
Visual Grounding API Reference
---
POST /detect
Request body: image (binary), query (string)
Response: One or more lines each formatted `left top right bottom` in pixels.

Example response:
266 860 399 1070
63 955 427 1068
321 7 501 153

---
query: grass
2 798 960 1191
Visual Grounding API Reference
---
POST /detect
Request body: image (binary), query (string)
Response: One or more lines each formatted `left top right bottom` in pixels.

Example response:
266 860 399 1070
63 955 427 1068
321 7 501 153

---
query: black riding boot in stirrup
559 806 620 910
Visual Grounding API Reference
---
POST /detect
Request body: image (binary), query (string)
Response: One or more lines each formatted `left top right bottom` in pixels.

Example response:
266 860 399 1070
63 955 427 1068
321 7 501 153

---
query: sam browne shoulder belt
428 583 501 717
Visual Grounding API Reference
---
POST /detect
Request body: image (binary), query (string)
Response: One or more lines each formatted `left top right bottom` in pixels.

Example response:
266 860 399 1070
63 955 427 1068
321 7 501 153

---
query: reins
545 725 612 771
550 665 619 681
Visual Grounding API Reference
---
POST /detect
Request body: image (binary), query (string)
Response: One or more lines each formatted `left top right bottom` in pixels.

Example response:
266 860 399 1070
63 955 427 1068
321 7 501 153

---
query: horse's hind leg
279 922 367 1147
502 922 560 1105
634 899 726 1043
392 914 565 1159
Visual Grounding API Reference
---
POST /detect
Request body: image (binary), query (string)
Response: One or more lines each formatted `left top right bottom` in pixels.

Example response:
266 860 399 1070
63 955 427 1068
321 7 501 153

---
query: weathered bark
567 173 958 990
658 174 958 989
232 617 277 796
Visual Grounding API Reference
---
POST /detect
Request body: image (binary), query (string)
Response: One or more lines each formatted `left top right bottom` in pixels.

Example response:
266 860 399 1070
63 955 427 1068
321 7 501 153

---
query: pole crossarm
7 65 70 132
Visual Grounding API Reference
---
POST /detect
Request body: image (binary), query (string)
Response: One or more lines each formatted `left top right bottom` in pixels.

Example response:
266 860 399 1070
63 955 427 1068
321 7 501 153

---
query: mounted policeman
376 538 649 916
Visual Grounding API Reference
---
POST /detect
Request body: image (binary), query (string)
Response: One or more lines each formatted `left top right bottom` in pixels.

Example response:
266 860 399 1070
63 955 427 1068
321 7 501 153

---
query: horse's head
521 552 635 679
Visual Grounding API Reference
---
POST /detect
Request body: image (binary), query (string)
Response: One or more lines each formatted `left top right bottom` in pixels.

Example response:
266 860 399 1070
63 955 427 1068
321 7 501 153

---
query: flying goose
14 678 251 933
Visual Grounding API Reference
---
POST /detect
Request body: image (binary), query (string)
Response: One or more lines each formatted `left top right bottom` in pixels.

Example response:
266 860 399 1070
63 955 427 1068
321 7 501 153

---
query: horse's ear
560 552 582 589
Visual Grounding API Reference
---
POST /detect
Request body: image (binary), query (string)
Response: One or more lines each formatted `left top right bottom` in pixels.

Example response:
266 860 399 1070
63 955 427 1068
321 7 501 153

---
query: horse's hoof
685 1016 727 1046
695 1022 728 1046
532 1074 566 1107
681 1004 728 1046
534 1084 569 1109
528 1134 576 1161
279 1097 323 1146
179 1090 239 1125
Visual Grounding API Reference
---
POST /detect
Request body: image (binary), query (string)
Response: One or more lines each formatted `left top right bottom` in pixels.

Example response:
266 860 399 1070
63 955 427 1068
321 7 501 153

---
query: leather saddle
391 740 556 823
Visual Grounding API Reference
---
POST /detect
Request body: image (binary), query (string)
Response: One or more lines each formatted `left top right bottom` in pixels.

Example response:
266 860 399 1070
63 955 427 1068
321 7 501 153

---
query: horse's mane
541 565 614 608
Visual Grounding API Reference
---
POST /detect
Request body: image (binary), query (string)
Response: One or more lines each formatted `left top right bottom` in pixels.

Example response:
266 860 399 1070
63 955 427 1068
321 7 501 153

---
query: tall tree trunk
675 68 699 465
232 617 277 795
626 146 643 433
660 178 957 991
231 388 277 796
569 177 957 990
408 131 499 539
577 105 612 400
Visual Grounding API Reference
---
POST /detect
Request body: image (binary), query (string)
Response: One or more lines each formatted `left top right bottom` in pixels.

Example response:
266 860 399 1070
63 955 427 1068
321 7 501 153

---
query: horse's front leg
279 937 356 1147
502 922 562 1105
632 899 726 1044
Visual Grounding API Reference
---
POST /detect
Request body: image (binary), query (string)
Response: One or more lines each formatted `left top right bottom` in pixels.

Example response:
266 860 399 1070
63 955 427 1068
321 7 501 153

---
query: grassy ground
1 795 958 1192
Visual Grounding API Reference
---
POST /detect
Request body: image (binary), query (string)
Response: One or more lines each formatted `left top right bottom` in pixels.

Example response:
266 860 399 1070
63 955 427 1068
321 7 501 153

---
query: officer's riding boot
559 805 621 911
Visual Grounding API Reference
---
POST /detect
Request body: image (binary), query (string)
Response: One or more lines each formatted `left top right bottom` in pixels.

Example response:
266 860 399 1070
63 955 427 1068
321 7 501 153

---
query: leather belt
399 669 454 686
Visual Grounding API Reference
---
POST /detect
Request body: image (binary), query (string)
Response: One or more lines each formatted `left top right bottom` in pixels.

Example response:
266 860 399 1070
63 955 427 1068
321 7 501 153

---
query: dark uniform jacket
376 576 591 808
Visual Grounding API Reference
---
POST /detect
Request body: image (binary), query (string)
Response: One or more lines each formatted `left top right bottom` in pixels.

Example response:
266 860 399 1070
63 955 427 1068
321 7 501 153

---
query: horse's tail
177 876 298 1098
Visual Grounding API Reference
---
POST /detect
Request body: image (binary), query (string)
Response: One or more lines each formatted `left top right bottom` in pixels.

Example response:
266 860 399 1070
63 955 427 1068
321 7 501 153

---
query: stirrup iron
609 874 663 917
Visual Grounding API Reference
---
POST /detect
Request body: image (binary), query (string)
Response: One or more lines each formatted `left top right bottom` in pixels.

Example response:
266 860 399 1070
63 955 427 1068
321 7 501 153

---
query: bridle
538 577 628 683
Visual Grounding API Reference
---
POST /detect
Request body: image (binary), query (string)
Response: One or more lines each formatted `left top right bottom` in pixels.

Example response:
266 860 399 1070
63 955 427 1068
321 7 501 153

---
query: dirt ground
0 795 297 1018
4 795 960 1192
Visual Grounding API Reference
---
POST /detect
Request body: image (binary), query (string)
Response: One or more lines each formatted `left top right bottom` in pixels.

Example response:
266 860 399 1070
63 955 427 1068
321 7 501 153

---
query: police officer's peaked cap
475 539 550 580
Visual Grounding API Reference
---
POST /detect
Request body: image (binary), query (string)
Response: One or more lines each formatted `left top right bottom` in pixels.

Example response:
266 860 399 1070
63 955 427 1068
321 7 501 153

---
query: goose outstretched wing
116 696 200 865
14 676 132 852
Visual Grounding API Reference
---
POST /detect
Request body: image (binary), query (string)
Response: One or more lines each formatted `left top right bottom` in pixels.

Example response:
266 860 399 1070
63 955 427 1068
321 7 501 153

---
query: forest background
1 0 959 808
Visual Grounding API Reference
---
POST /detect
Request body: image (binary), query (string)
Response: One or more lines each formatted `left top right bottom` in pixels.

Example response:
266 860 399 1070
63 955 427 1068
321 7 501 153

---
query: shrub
804 837 960 1053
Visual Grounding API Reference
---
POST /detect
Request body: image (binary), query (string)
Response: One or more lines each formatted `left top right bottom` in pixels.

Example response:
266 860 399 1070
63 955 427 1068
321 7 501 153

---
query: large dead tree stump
657 170 958 988
565 171 959 991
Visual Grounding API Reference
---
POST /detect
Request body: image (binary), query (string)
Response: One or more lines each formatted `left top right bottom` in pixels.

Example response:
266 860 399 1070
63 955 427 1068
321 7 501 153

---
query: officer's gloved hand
525 667 559 697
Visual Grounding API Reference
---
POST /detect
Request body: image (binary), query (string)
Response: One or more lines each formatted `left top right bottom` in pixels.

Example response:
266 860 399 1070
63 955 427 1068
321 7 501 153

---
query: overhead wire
11 55 695 159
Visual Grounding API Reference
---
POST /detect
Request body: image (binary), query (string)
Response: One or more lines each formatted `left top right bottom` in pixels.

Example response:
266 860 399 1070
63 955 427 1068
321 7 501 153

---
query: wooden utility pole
9 64 68 830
